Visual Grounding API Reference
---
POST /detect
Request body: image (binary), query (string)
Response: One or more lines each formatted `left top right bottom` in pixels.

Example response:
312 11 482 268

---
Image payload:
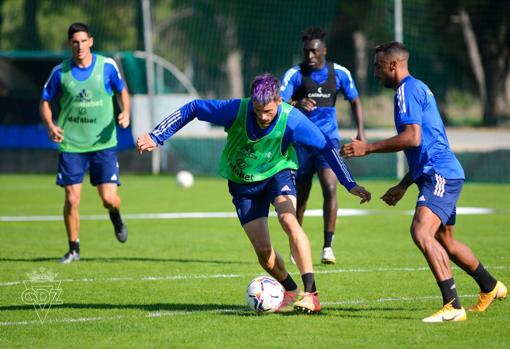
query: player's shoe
468 280 507 312
294 292 321 313
59 250 80 264
110 212 128 243
321 247 336 264
276 291 301 313
422 301 467 323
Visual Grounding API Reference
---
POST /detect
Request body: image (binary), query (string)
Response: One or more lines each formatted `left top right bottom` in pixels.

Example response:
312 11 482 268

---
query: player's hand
48 125 64 143
137 133 157 154
381 184 407 206
118 111 130 128
294 98 317 112
341 138 369 158
349 185 371 204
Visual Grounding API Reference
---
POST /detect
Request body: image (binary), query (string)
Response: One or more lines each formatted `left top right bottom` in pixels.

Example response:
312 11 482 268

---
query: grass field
0 174 509 348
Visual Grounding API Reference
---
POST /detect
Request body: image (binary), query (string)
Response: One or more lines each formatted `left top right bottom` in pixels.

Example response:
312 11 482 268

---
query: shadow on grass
0 302 246 313
0 257 251 265
0 303 420 320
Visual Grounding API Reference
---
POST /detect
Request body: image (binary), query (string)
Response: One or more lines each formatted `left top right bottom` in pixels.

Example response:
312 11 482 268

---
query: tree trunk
20 0 41 50
352 30 367 96
453 9 491 124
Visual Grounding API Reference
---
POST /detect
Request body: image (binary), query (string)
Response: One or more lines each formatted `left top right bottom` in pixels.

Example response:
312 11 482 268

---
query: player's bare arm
341 124 421 158
350 97 367 141
117 88 131 128
136 133 157 154
39 99 64 142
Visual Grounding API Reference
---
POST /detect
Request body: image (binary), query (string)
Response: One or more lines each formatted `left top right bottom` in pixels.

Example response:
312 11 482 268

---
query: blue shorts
228 169 297 226
415 172 464 226
56 147 120 187
295 139 339 183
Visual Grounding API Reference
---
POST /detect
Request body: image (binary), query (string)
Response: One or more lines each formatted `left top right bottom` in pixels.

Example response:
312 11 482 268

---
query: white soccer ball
246 276 284 313
176 170 194 188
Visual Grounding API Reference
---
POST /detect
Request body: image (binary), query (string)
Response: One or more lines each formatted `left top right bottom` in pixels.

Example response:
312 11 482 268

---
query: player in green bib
40 23 131 263
138 74 371 313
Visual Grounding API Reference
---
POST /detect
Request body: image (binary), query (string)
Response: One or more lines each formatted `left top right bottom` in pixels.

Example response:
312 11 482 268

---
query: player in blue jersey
40 23 131 263
280 27 366 264
137 74 371 313
342 41 507 322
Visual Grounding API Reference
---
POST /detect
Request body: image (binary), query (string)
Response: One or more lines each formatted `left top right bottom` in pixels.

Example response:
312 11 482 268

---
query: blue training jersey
394 76 464 180
41 54 125 101
150 99 357 190
280 62 359 140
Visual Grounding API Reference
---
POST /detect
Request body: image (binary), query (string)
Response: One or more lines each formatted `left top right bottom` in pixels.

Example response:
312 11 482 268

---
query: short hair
374 41 409 59
68 22 90 40
301 27 326 43
250 74 280 105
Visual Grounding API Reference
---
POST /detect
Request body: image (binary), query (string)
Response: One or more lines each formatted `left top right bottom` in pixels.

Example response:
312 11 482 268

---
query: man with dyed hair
137 73 371 313
342 41 507 322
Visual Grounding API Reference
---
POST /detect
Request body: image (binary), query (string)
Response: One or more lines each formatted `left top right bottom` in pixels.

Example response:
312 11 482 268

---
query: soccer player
280 27 366 264
40 22 130 264
137 74 371 313
341 41 507 322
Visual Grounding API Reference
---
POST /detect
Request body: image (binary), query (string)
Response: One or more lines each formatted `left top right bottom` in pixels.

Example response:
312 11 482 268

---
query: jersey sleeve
395 81 423 127
149 99 240 145
279 66 300 102
286 108 357 190
104 57 125 93
41 64 62 101
334 63 359 101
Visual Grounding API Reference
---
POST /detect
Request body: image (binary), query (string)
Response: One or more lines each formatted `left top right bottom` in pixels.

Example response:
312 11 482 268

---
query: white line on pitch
0 207 496 222
0 293 482 327
0 266 506 287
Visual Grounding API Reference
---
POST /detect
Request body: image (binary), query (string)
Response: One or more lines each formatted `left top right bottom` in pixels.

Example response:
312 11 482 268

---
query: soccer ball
246 276 284 313
176 170 194 188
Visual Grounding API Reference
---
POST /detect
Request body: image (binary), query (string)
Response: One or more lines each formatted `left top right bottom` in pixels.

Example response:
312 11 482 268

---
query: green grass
0 175 509 348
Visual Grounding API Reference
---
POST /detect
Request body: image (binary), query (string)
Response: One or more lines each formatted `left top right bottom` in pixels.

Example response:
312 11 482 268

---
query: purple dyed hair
250 73 280 105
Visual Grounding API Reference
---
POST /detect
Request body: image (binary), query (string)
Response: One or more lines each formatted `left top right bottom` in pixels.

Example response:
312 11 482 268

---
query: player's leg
296 179 312 225
293 144 314 264
269 170 321 312
242 217 288 281
436 224 507 311
61 184 83 263
229 179 301 299
317 167 337 264
56 151 88 263
91 148 127 243
414 173 467 322
412 206 466 322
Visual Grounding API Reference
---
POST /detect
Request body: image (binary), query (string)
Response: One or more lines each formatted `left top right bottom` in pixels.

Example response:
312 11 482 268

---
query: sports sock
301 273 317 293
69 240 80 254
109 210 122 225
279 273 299 292
467 262 498 293
438 278 462 309
323 231 334 248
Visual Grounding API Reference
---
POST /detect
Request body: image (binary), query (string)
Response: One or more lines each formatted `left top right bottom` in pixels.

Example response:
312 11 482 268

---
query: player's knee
278 212 297 230
410 228 432 250
65 193 81 210
101 193 118 209
322 183 337 200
